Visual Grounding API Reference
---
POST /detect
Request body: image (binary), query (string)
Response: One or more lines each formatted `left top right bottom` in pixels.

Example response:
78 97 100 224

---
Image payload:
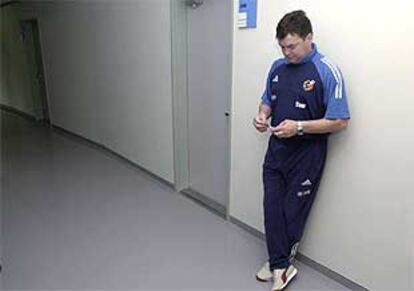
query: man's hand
271 119 298 138
253 113 269 132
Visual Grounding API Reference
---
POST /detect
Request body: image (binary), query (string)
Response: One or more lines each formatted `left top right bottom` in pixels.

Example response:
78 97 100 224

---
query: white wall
230 0 414 290
26 1 175 183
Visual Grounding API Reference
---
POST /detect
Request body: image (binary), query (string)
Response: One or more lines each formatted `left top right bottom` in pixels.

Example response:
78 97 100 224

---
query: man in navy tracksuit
253 10 350 291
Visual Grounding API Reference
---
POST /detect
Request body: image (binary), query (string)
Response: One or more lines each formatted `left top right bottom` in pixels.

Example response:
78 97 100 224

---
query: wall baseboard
1 104 36 122
229 216 265 240
51 124 174 191
0 0 20 8
296 253 368 291
0 104 49 125
229 216 368 291
181 188 227 219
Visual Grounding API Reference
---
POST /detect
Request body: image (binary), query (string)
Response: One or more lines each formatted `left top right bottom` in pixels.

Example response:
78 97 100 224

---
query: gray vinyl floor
1 111 350 290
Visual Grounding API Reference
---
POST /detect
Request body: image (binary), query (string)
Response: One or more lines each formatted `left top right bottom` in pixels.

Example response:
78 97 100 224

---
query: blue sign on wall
238 0 257 29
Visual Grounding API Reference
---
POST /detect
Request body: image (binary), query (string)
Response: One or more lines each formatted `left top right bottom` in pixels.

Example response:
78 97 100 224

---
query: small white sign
237 12 247 28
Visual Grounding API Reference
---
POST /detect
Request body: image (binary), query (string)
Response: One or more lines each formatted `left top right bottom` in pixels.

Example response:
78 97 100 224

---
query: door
185 0 233 213
20 19 49 122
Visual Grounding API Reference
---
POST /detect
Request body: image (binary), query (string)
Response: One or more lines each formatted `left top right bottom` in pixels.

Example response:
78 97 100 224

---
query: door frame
170 0 234 219
20 17 51 123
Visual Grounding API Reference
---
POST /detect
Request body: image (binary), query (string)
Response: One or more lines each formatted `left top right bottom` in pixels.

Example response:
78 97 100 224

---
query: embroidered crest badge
303 80 316 92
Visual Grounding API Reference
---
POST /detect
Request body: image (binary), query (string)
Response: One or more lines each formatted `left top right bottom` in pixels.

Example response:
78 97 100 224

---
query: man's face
278 33 313 64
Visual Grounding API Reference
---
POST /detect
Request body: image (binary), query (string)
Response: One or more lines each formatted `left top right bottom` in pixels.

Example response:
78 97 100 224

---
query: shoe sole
255 274 271 282
273 268 298 291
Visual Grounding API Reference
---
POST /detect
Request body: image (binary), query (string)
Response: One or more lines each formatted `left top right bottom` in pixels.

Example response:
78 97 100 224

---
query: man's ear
306 33 313 42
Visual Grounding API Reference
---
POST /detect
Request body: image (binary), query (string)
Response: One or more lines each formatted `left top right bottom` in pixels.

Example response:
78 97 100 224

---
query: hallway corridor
1 111 349 290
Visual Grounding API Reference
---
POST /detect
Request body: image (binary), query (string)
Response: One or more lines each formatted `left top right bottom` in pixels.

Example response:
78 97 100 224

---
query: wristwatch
297 121 304 136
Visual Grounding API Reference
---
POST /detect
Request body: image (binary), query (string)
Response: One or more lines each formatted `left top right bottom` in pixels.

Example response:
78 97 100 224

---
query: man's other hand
253 114 269 132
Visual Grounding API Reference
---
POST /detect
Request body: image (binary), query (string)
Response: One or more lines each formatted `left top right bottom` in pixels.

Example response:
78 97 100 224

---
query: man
253 10 350 291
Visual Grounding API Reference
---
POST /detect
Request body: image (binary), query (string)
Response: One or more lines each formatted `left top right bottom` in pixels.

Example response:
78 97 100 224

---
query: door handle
185 0 203 9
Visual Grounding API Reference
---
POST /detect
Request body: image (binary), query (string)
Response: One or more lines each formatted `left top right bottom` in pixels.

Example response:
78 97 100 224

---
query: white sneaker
272 265 298 290
255 261 272 282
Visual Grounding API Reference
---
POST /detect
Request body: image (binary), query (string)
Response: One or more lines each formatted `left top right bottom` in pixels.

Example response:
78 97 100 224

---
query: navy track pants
263 137 326 270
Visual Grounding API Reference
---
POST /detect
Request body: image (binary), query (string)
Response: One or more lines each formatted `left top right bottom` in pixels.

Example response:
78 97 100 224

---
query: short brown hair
276 10 313 40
